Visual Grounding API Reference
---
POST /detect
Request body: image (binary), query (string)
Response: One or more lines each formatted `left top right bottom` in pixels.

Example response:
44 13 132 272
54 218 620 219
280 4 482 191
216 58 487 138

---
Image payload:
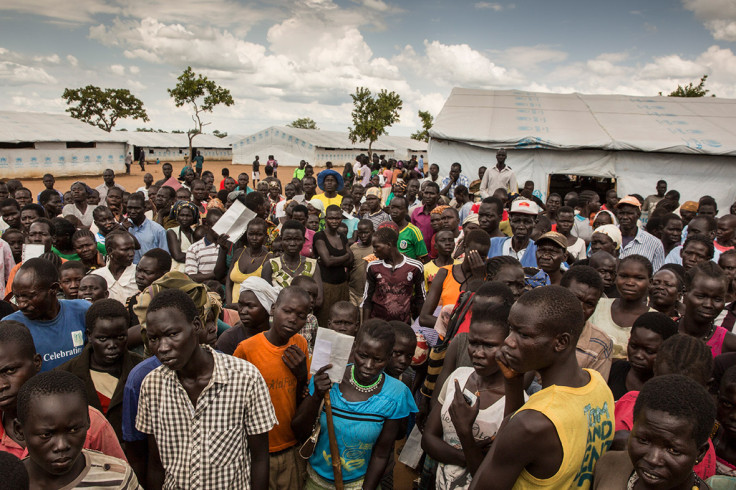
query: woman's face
494 264 526 300
353 336 390 385
281 229 305 255
73 235 98 262
616 261 650 301
325 210 342 232
467 319 505 377
237 291 269 328
430 214 443 232
626 327 663 376
649 270 681 312
71 184 87 203
177 207 195 228
246 223 266 249
593 213 613 229
590 232 616 255
435 231 455 258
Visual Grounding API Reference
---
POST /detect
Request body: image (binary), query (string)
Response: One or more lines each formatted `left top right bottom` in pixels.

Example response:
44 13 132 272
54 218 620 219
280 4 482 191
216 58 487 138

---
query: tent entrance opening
547 174 616 202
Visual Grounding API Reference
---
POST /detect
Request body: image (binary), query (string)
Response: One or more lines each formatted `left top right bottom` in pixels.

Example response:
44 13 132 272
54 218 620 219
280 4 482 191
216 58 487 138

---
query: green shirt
293 168 305 180
398 223 428 259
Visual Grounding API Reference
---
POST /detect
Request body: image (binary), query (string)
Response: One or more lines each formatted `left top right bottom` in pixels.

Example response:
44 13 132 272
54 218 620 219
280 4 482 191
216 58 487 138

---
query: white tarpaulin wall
232 126 427 166
429 88 736 208
0 111 128 178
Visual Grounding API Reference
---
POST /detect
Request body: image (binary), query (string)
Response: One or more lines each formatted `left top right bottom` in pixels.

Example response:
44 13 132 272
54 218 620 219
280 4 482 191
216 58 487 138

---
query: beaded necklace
349 365 382 393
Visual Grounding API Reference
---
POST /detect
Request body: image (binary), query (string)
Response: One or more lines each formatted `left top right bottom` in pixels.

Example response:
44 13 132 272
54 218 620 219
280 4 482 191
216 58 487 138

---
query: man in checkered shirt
136 289 276 489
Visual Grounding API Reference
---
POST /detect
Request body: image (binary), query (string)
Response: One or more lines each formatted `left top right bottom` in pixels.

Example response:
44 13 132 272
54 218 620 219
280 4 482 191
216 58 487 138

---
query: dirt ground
21 161 331 196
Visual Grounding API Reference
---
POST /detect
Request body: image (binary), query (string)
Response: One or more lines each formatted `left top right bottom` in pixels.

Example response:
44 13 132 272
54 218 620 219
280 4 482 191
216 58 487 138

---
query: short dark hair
18 258 59 286
690 215 717 232
330 300 359 320
30 217 54 236
682 234 715 261
142 247 173 273
292 204 308 216
619 254 653 278
387 320 416 344
561 265 605 292
720 365 736 392
425 181 440 194
487 255 522 280
474 281 515 306
51 217 75 238
85 298 130 332
0 320 36 358
326 204 341 216
16 370 88 425
465 229 491 252
0 198 19 210
515 285 585 340
105 229 134 252
357 319 395 358
281 219 306 235
275 286 311 307
0 451 28 489
357 218 374 230
391 196 408 209
147 288 197 323
654 334 713 385
631 312 678 340
471 302 511 334
699 195 717 209
158 186 176 199
291 275 317 289
127 192 145 206
481 196 504 214
657 264 686 289
685 260 726 291
60 260 85 275
374 226 398 246
634 374 715 447
242 191 266 212
39 189 60 206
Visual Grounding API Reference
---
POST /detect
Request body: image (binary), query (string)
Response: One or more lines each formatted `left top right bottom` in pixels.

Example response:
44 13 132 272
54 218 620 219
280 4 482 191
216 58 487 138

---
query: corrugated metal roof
430 88 736 156
0 111 128 143
118 131 233 149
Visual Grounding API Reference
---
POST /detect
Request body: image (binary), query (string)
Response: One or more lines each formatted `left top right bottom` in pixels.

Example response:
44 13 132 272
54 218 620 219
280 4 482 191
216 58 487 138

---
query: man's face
143 174 154 187
155 189 173 211
44 194 63 217
407 180 420 199
478 166 487 180
14 271 58 321
509 212 535 240
681 242 711 271
135 256 162 291
88 317 128 368
663 218 684 245
193 183 208 202
341 198 354 215
535 242 566 275
496 150 507 166
3 232 24 260
372 236 393 261
60 268 83 299
686 218 715 240
389 200 407 224
146 308 200 371
717 217 736 245
698 204 717 219
656 182 667 196
103 170 114 185
78 276 108 302
478 202 500 233
284 184 296 200
303 178 316 196
323 175 338 193
20 209 40 233
564 192 578 206
617 205 640 230
0 341 41 413
271 294 310 341
17 393 89 477
501 303 557 373
556 212 574 235
429 165 439 177
566 279 602 321
109 235 135 268
126 198 145 225
422 186 439 208
387 335 415 376
14 190 31 208
0 185 8 200
606 190 619 209
587 194 601 214
591 256 617 289
441 209 459 231
42 175 55 189
351 186 365 204
356 223 373 245
106 190 123 211
94 209 117 235
28 222 54 251
449 165 461 180
162 164 173 178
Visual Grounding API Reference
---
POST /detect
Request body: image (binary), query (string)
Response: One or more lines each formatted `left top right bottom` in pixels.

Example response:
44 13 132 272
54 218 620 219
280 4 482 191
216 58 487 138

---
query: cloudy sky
1 0 734 137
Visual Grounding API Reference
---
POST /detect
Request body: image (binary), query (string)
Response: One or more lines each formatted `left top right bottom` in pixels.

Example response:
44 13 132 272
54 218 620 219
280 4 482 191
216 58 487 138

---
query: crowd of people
0 148 734 490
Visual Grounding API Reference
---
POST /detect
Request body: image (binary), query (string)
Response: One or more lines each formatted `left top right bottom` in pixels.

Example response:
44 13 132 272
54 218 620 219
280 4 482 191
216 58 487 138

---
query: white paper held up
211 199 256 244
22 244 45 262
310 327 355 384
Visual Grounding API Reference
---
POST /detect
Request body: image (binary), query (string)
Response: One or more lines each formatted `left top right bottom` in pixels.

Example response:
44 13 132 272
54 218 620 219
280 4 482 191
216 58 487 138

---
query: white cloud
475 2 510 11
110 64 126 76
495 45 568 69
129 65 140 74
683 0 736 41
66 55 79 66
0 62 56 85
33 54 60 64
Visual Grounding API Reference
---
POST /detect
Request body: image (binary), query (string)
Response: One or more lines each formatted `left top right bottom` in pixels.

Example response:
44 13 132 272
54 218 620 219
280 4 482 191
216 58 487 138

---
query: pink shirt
301 229 315 257
0 406 126 461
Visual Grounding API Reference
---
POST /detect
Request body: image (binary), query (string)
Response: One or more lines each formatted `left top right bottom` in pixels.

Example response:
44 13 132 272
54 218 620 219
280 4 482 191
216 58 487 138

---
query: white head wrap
239 277 281 312
593 224 623 251
308 198 325 218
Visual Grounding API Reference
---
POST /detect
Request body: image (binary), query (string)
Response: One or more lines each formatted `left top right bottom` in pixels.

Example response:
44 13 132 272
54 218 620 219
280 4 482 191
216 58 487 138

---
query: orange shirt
439 265 462 307
233 332 310 452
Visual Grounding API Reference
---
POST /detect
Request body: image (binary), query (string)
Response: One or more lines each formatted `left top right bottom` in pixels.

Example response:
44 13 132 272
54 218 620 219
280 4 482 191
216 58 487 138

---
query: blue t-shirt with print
5 299 90 371
308 367 418 483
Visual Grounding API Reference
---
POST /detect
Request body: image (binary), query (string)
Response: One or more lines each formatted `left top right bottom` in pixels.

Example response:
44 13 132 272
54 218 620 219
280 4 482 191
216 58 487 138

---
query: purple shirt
411 205 435 245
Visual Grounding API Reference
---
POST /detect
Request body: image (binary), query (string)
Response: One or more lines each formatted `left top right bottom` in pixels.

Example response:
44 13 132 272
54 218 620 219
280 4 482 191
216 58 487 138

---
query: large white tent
119 131 238 163
232 126 427 167
429 88 736 208
0 111 129 178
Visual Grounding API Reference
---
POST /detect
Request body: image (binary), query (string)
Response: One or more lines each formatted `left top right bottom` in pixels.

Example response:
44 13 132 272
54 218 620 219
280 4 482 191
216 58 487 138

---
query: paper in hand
211 199 256 244
310 327 355 384
22 244 45 261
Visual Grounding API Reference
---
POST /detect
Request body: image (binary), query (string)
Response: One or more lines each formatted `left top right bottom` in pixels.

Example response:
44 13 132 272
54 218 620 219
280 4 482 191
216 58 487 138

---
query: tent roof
0 111 128 143
429 88 736 156
119 131 233 149
235 126 427 153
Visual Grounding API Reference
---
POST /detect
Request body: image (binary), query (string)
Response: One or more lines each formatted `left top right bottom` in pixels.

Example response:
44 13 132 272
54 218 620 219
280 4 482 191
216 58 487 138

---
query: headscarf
681 201 699 213
169 200 200 226
239 276 281 312
593 224 623 251
462 213 479 226
365 187 382 199
308 198 325 218
204 291 223 324
593 209 618 226
431 205 449 215
394 180 407 193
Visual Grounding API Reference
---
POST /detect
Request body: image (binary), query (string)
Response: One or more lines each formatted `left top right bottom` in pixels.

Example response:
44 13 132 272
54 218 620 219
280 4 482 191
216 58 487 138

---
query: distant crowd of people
0 148 734 490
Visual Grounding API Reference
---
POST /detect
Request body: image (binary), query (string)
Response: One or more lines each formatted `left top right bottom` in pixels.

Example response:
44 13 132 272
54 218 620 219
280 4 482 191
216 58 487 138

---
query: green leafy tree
660 75 715 97
348 87 403 159
410 110 433 143
171 130 185 134
62 85 149 132
212 129 228 138
287 117 318 129
167 66 235 158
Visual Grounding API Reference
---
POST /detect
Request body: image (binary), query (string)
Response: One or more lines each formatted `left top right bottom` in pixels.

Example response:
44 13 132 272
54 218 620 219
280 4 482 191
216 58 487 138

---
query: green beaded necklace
349 365 383 393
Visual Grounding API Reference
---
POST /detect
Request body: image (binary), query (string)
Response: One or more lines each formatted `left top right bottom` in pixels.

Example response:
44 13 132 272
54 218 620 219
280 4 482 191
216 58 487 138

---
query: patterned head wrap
431 205 449 215
169 200 200 225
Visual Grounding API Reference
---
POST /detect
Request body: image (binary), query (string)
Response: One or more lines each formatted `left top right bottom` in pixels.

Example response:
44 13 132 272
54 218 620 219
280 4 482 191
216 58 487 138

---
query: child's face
146 307 200 370
271 294 310 341
328 308 359 337
468 320 506 377
78 276 108 302
300 283 318 312
88 317 128 369
717 384 736 438
628 407 706 489
4 232 24 259
60 269 84 300
387 335 416 377
18 392 89 478
306 215 320 231
0 342 40 412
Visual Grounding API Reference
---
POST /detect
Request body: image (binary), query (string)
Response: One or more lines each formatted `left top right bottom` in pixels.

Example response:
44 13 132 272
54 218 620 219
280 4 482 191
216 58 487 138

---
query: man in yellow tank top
468 286 615 490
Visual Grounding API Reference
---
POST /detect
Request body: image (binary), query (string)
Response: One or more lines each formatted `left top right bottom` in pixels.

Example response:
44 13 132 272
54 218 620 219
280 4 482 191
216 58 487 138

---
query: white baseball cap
509 198 540 215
